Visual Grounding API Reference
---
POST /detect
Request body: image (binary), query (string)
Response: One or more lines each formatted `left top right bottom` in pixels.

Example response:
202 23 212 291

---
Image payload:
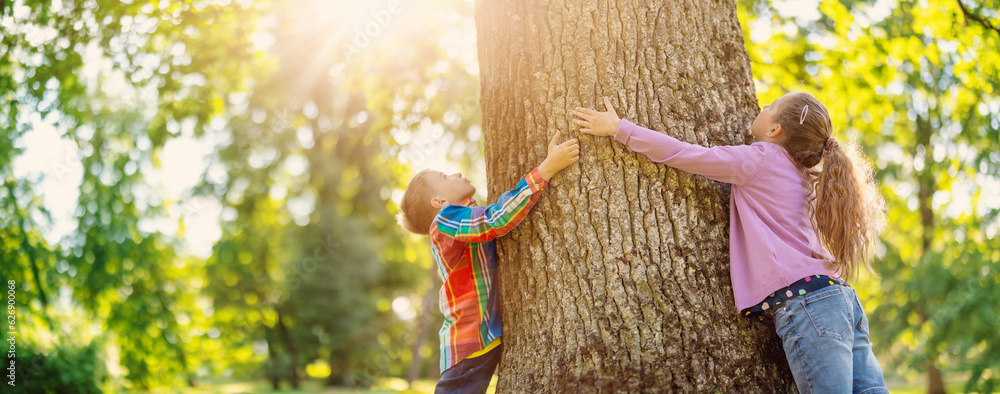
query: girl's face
751 96 783 143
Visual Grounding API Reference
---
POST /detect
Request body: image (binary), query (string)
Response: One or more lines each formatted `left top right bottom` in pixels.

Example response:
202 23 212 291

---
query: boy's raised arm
433 169 545 244
433 131 579 244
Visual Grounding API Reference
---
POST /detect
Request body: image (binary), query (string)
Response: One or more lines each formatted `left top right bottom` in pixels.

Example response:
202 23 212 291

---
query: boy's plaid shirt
428 168 547 371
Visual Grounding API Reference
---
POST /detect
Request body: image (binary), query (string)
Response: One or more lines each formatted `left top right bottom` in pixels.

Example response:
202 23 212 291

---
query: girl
572 94 888 393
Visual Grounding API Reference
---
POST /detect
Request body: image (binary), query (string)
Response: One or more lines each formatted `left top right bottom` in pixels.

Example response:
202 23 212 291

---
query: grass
884 381 971 394
158 373 981 393
157 377 495 393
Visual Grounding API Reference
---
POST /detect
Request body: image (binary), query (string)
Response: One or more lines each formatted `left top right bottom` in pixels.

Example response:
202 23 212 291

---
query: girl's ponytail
774 92 886 280
814 141 886 280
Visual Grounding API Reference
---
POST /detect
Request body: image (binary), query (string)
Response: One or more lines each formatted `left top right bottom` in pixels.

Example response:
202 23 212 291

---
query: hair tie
799 105 809 124
824 137 838 151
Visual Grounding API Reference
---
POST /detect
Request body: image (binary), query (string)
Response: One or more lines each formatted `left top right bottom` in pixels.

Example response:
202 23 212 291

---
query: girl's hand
572 96 621 137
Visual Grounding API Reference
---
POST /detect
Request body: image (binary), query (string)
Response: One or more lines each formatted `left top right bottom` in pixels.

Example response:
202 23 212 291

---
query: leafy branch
957 0 1000 36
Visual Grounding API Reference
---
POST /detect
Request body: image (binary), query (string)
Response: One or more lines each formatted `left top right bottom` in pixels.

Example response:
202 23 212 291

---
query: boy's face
426 170 476 209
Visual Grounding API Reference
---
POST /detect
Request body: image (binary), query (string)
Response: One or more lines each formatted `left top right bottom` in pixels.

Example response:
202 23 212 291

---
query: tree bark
477 0 796 391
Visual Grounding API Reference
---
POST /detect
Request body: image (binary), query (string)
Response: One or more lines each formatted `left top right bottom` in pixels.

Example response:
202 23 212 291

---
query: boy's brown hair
397 170 439 235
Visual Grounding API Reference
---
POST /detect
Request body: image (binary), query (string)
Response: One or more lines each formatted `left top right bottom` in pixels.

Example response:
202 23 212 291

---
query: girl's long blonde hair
775 92 886 280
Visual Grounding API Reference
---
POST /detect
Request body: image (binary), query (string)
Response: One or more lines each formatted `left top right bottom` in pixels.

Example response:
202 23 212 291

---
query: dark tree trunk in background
407 266 442 388
327 347 354 386
477 0 796 391
276 309 301 389
915 115 946 394
265 333 282 390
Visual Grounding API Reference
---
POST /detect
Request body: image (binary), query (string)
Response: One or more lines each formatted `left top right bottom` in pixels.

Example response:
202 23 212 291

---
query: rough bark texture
476 0 796 391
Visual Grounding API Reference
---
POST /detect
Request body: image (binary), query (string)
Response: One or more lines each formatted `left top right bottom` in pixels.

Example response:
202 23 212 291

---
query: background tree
1 0 259 388
477 0 795 391
1 0 474 389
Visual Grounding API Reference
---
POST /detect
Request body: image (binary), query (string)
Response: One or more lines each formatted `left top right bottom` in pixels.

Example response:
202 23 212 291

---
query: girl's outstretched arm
573 97 767 185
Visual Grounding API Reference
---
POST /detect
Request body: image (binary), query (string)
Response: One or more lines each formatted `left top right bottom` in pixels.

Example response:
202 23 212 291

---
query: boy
398 131 579 393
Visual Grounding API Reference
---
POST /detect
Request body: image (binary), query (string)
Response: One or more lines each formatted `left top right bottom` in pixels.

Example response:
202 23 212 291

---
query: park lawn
159 374 978 393
155 376 497 393
888 382 973 394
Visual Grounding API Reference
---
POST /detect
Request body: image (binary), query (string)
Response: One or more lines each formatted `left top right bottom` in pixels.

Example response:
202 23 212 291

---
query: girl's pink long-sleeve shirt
615 119 837 311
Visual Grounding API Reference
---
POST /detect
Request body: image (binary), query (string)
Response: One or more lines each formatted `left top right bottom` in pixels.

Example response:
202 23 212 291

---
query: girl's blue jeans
771 283 890 394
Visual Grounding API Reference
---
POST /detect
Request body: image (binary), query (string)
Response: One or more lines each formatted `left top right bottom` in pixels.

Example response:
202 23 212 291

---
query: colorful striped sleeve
433 168 548 244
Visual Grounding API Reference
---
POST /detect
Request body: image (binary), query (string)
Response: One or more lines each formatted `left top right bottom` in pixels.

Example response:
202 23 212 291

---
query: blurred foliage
5 342 104 394
1 0 469 390
0 0 997 391
737 0 1000 390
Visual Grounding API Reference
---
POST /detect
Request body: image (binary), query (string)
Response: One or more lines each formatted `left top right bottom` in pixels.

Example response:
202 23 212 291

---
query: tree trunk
326 346 350 386
916 115 946 394
264 333 282 390
477 0 796 391
407 265 441 388
276 309 302 389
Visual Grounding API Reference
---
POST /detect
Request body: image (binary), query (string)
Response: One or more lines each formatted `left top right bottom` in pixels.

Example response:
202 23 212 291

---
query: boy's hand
538 130 579 181
572 96 621 137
